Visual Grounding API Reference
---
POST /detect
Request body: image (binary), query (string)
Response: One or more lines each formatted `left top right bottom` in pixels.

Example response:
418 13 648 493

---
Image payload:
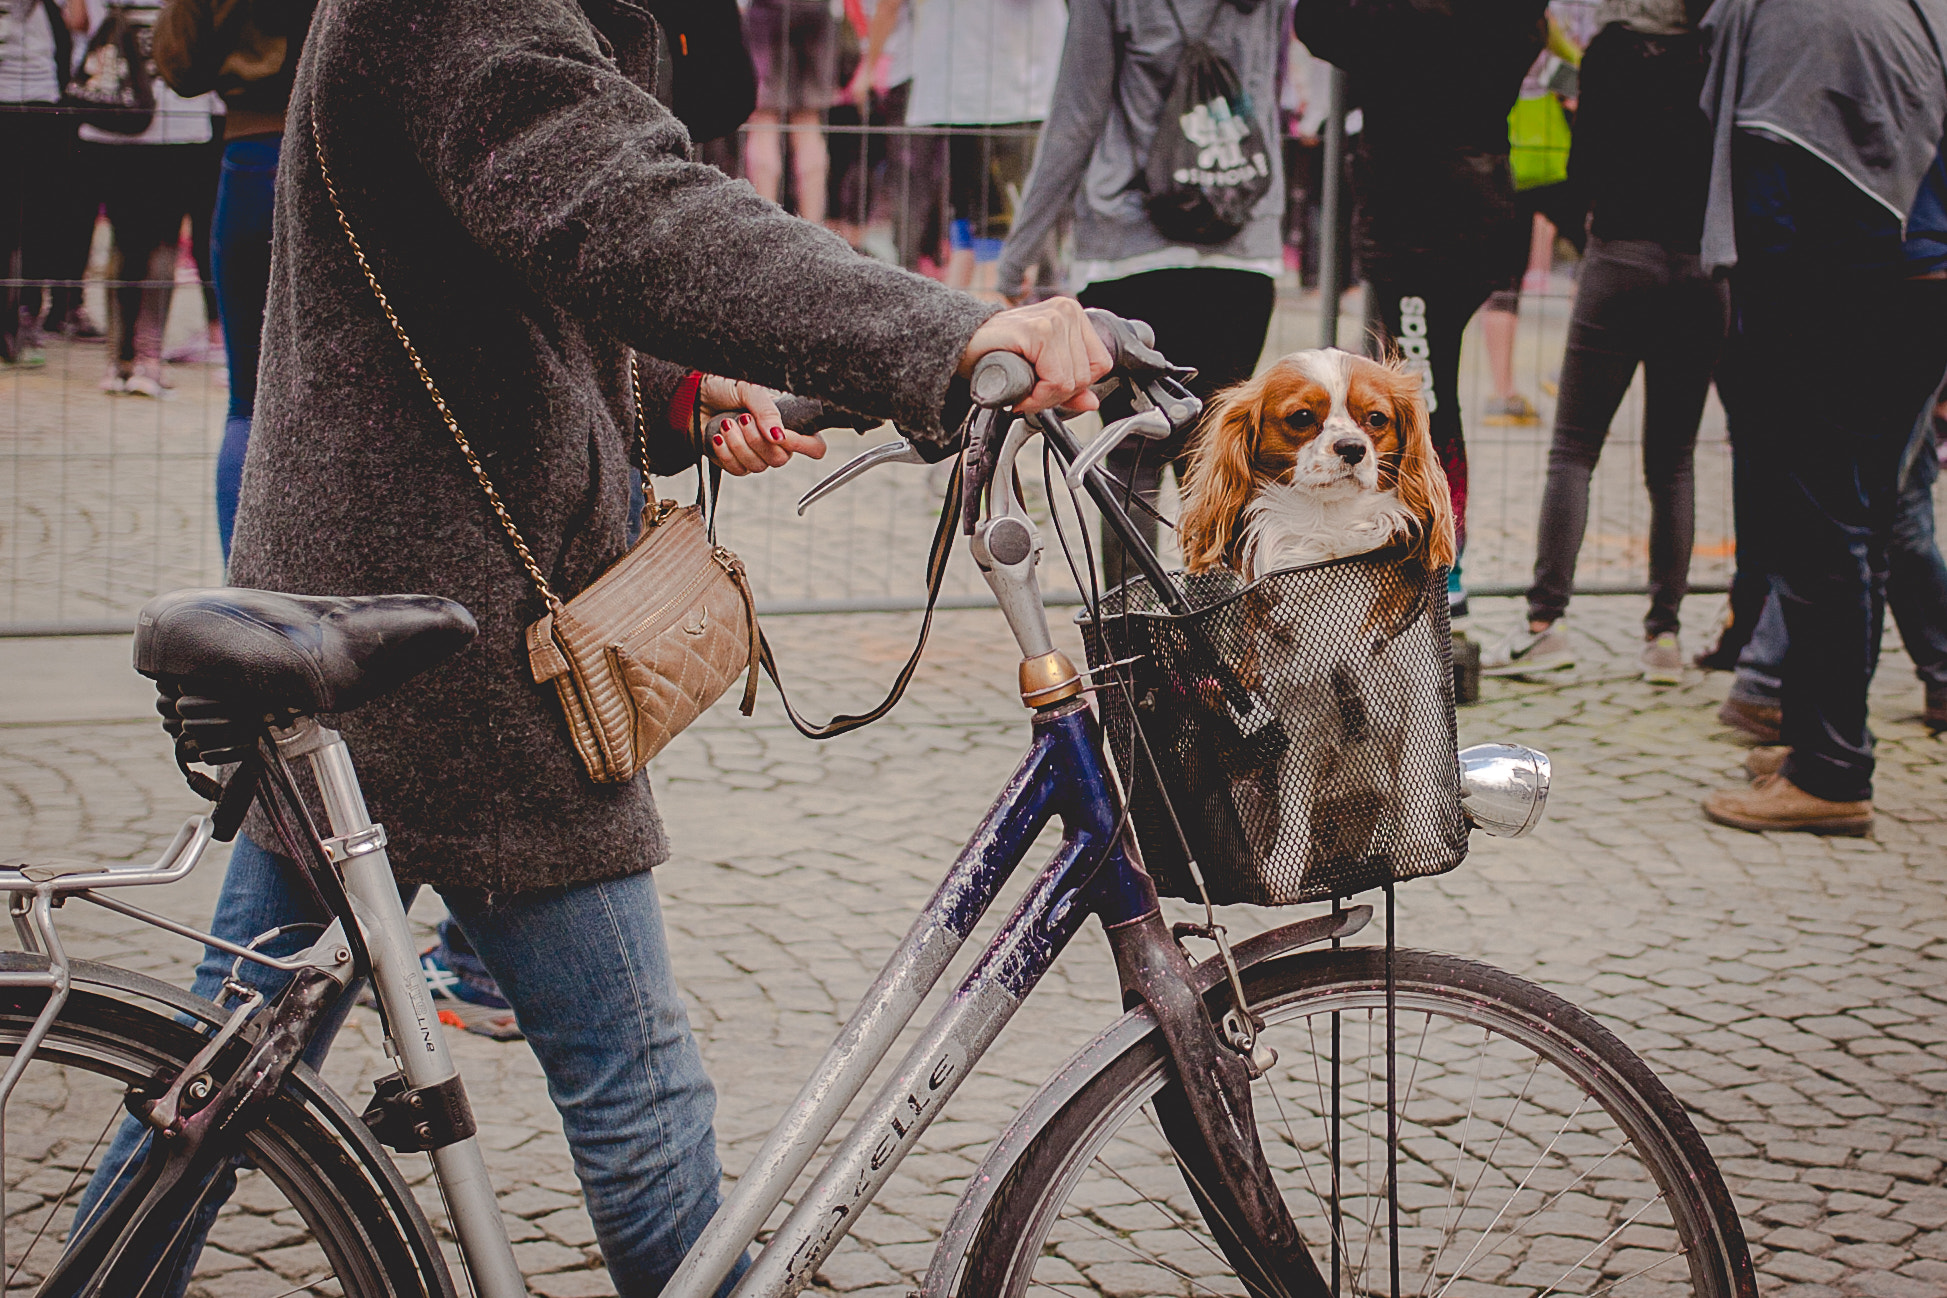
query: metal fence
6 52 1747 634
2 263 1739 632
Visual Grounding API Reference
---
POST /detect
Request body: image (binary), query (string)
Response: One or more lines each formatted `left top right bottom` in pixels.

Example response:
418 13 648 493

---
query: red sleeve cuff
668 370 705 438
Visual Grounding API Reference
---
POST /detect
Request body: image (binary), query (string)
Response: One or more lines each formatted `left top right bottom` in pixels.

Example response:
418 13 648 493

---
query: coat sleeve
353 0 995 446
995 0 1119 292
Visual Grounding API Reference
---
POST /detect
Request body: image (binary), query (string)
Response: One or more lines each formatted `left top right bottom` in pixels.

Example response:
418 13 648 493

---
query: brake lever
1064 408 1173 492
795 438 928 515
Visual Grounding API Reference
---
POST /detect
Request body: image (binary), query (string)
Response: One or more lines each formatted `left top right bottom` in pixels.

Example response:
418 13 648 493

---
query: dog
1175 348 1459 896
1180 347 1454 579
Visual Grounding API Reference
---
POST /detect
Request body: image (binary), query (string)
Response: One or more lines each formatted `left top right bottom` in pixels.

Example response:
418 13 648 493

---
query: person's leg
74 835 361 1297
787 108 828 224
1706 281 1774 667
1635 253 1728 640
1524 240 1653 630
1772 278 1947 802
744 110 785 203
212 136 281 560
1886 431 1947 701
125 146 184 386
185 135 223 347
442 872 747 1298
1367 275 1489 561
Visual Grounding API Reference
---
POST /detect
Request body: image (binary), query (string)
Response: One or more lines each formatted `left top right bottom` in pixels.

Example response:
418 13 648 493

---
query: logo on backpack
1143 17 1272 246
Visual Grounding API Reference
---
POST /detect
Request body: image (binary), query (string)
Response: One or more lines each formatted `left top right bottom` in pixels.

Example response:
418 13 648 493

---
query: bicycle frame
0 396 1353 1298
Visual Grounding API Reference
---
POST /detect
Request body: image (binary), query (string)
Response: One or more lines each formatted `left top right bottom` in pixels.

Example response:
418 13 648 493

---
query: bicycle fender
919 905 1369 1296
0 952 459 1298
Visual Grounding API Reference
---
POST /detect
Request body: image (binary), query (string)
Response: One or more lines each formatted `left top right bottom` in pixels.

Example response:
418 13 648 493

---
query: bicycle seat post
271 717 528 1298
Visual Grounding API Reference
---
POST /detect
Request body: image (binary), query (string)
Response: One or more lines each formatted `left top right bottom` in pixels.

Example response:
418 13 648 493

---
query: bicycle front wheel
0 966 451 1297
963 947 1753 1298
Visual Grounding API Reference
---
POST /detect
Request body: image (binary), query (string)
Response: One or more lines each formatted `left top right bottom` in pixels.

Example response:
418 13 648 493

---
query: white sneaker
100 370 128 394
1481 621 1574 677
1639 632 1684 685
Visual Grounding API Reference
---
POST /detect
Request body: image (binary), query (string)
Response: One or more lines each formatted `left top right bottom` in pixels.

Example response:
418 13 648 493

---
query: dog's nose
1333 438 1367 465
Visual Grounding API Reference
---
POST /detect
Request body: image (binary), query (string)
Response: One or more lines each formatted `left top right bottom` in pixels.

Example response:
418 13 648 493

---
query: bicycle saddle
134 588 478 715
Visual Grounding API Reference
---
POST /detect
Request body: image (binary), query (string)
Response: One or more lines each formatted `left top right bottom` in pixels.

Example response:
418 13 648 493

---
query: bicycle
0 316 1754 1298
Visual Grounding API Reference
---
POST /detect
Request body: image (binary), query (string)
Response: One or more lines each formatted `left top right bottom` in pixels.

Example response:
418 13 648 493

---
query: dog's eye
1286 410 1317 429
1363 411 1391 431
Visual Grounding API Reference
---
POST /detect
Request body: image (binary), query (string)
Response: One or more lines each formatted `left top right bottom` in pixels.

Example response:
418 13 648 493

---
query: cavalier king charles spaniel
1181 348 1454 578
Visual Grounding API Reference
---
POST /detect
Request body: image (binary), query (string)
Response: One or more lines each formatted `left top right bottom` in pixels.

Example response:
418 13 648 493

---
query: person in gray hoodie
996 0 1288 587
71 0 1112 1291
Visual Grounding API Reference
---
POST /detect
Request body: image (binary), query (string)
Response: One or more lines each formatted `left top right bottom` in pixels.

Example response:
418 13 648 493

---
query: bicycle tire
0 973 451 1297
962 947 1754 1298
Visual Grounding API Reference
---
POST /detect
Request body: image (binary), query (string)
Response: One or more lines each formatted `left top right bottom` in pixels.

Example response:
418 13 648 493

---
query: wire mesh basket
1079 551 1468 906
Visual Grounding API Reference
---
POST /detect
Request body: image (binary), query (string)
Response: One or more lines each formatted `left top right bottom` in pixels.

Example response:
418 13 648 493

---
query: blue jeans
78 835 745 1296
1735 430 1947 703
211 136 280 561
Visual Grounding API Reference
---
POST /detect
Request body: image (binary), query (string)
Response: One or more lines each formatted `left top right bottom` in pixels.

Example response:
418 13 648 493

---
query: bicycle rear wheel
0 967 451 1297
963 947 1753 1298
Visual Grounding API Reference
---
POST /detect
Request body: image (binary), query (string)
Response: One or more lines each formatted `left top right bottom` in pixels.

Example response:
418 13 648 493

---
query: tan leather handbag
316 124 761 784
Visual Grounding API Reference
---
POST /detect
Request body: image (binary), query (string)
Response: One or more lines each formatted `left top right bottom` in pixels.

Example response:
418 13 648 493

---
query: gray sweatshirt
996 0 1288 293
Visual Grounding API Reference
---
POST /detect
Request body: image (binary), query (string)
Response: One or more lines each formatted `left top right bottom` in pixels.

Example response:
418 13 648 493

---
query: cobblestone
0 585 1942 1295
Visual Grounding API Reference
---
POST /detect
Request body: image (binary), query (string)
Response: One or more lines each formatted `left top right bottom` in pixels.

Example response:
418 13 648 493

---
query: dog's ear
1181 373 1267 572
1379 358 1456 571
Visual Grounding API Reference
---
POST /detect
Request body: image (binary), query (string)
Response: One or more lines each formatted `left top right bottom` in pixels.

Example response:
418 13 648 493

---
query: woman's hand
697 376 828 476
958 297 1113 414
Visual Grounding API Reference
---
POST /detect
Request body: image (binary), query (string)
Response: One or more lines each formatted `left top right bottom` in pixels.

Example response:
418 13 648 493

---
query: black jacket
1294 0 1548 279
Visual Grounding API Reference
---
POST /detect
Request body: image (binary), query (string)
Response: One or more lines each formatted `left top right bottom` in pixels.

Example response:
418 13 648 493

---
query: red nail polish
712 434 725 446
770 427 784 441
741 414 753 425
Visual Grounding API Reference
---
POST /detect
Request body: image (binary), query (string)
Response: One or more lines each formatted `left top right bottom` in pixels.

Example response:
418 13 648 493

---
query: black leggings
1076 268 1277 588
1526 238 1729 636
1364 275 1496 551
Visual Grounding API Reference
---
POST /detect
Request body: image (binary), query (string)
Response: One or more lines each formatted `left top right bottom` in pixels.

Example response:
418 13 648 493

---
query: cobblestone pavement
0 589 1942 1297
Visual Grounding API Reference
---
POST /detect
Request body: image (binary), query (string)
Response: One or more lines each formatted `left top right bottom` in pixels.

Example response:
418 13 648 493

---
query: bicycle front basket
1080 551 1467 906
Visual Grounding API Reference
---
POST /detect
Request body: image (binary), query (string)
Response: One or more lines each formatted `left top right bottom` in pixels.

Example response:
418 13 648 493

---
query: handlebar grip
775 395 826 433
970 351 1036 410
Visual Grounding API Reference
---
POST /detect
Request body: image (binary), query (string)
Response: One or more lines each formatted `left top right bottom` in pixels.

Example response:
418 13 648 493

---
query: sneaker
100 369 129 394
1703 773 1871 836
1691 601 1744 672
1744 746 1789 780
417 944 522 1040
121 369 171 398
164 327 223 364
1481 621 1573 677
3 347 45 370
1716 695 1781 744
1481 393 1540 426
1639 632 1683 685
58 306 106 341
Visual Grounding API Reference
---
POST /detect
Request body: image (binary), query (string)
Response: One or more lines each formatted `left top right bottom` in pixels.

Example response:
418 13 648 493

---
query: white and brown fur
1180 347 1454 579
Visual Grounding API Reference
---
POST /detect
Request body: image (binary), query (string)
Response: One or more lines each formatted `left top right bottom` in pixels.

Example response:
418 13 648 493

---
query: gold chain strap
311 113 654 614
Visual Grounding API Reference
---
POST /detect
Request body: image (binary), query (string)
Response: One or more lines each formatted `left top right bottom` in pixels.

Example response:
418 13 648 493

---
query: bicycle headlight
1458 743 1551 838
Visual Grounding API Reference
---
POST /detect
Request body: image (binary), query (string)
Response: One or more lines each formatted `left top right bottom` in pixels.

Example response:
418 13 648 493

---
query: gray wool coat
229 0 996 892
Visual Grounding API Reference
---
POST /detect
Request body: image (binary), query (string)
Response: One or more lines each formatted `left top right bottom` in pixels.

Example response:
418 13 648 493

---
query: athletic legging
1525 238 1728 637
1365 275 1496 551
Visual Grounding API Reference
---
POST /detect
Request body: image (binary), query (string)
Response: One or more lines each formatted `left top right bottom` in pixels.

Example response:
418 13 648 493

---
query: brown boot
1744 746 1789 780
1717 696 1782 744
1704 774 1871 836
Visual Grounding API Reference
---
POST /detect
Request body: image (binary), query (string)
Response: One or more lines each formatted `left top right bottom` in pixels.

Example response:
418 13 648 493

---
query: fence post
1316 66 1348 349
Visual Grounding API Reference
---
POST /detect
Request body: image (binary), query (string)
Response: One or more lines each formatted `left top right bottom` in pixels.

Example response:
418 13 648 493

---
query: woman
80 0 1109 1292
996 0 1287 587
1483 0 1725 682
78 0 216 396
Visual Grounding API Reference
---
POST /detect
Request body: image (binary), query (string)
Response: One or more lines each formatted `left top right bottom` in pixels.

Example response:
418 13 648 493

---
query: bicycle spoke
1429 1093 1590 1298
1066 1209 1237 1298
1263 1061 1357 1280
1562 1244 1686 1298
1354 1008 1380 1287
1528 1192 1672 1298
1419 1025 1493 1297
5 1098 120 1288
1092 1122 1235 1274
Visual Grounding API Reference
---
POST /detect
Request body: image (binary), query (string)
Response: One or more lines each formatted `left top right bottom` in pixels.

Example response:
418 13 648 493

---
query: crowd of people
4 0 1945 1292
